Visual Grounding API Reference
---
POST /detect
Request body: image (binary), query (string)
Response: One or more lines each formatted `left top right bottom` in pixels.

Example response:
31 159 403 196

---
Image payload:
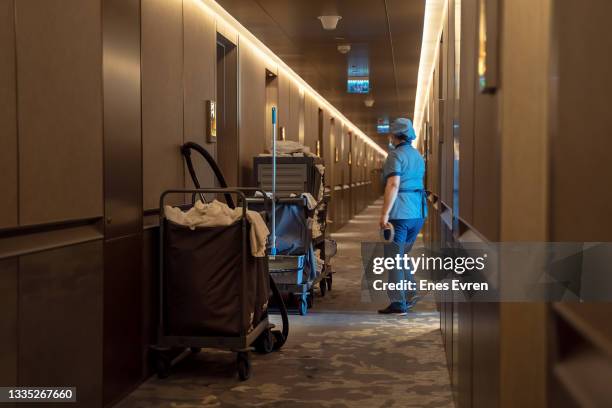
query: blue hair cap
389 118 416 141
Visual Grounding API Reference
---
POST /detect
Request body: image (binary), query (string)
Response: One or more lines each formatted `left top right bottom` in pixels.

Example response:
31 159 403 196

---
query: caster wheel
155 353 171 379
272 330 285 350
326 275 333 291
190 347 201 354
299 298 308 316
255 329 274 354
237 351 251 381
320 279 327 296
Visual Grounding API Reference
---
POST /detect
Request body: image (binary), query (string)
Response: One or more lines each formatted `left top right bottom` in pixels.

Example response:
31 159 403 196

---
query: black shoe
377 304 407 315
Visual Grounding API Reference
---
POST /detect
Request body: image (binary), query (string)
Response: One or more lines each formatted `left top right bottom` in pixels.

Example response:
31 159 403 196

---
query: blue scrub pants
385 218 425 310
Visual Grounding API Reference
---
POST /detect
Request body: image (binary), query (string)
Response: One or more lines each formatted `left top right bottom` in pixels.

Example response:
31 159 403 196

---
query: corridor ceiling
216 0 426 149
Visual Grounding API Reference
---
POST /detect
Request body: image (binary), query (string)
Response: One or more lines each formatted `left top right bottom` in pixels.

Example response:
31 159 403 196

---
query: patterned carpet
117 200 454 408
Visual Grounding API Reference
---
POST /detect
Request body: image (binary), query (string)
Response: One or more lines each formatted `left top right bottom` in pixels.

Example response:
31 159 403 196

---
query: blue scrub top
383 142 427 220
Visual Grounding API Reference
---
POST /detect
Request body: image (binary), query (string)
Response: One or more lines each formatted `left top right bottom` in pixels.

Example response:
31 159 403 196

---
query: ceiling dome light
337 44 351 54
318 15 342 30
364 97 375 108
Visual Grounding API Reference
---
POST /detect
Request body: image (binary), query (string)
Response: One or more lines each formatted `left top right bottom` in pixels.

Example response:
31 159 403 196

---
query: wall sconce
335 147 339 163
348 152 352 165
316 140 321 157
280 126 286 141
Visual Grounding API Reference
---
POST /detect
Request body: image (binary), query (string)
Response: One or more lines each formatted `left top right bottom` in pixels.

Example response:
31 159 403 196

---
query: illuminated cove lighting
413 0 448 144
197 0 388 157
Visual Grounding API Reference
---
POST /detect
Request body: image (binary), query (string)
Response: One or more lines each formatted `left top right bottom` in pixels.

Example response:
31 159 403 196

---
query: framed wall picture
478 0 499 93
205 100 217 142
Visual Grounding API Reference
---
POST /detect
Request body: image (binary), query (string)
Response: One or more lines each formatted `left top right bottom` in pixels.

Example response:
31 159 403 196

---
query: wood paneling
303 94 318 151
238 42 266 185
458 0 477 226
141 228 159 377
500 0 550 242
0 0 18 229
103 234 143 406
142 0 184 210
183 0 216 189
472 91 500 241
288 80 301 142
16 0 103 226
472 302 500 408
19 241 103 408
103 0 142 239
0 259 17 387
549 0 612 241
278 70 290 132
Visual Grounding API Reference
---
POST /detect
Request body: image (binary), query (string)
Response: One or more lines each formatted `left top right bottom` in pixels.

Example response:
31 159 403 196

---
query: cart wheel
155 353 171 379
255 329 274 354
272 331 285 350
320 278 327 296
190 347 201 354
299 298 308 316
326 275 333 291
237 351 251 381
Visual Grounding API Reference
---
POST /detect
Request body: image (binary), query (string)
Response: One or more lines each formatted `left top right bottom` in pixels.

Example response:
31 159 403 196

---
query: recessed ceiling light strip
413 0 448 144
197 0 388 156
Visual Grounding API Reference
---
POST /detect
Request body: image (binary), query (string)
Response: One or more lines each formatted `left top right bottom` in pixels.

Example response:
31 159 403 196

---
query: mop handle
271 107 277 256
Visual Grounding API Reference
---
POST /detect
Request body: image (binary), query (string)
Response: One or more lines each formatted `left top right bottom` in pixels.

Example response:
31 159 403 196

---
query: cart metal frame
153 188 272 380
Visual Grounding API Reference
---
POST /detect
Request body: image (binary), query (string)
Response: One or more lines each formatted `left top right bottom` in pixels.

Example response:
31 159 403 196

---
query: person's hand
379 213 390 230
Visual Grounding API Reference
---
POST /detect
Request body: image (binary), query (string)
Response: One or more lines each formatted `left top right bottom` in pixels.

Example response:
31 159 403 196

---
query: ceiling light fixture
337 44 351 54
318 15 342 30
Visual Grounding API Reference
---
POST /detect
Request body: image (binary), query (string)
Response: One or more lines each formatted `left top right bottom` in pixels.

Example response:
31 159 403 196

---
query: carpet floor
117 200 454 408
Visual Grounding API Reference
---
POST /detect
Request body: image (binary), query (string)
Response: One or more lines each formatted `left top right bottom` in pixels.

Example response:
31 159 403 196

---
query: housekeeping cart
151 168 289 379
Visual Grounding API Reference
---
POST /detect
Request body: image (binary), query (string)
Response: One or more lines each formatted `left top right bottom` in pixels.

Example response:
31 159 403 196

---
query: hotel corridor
117 200 453 408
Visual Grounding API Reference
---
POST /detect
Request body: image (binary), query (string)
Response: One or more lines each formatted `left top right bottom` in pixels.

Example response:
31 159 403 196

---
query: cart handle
181 142 236 207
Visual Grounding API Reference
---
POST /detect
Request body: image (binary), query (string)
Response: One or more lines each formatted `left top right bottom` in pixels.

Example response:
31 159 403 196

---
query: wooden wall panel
19 241 103 408
142 0 184 210
288 80 301 142
303 94 317 151
550 0 612 241
103 235 143 406
278 70 290 134
333 120 343 186
472 92 500 241
239 42 266 185
499 0 550 242
16 0 103 226
141 228 159 377
0 259 17 387
0 0 18 229
183 0 216 189
321 110 333 180
457 0 477 225
103 0 142 239
472 303 500 408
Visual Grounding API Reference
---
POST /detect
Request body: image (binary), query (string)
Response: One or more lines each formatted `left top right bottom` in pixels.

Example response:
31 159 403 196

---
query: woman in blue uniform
378 118 427 315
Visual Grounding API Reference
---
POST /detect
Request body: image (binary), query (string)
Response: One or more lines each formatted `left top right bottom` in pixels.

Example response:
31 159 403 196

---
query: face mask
388 142 395 150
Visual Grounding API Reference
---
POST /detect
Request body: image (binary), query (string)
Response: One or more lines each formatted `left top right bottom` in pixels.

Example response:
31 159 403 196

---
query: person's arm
380 175 400 229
